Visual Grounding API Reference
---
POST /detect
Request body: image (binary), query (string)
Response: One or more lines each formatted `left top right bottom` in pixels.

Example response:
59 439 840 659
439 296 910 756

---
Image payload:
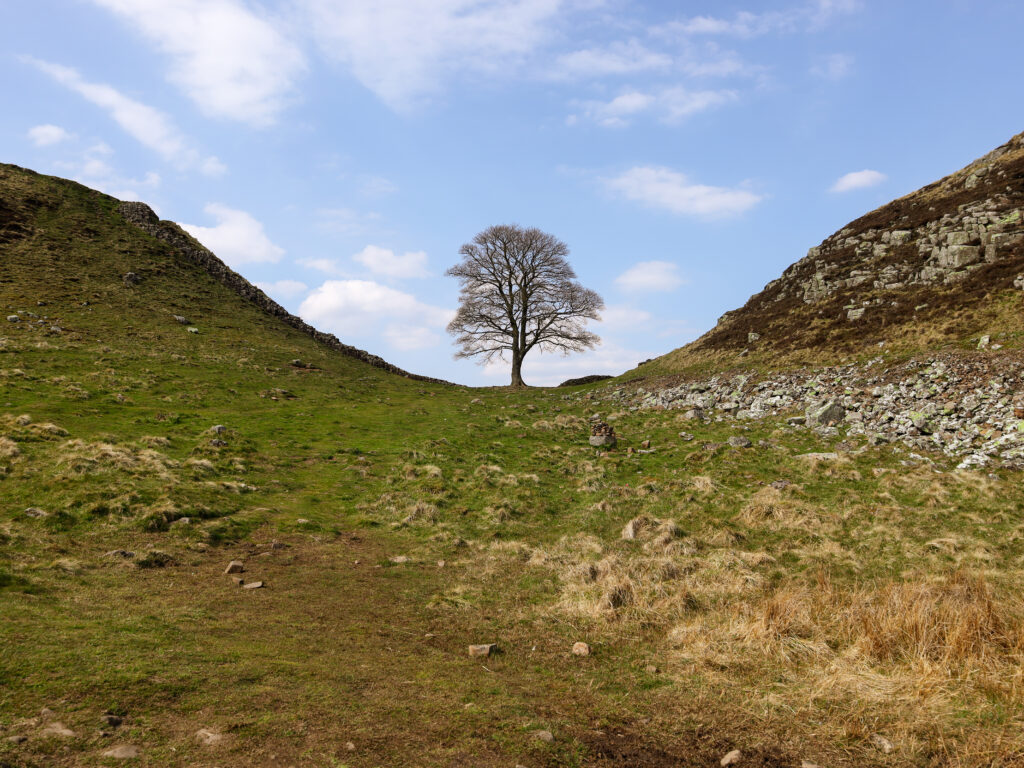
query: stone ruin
589 421 616 448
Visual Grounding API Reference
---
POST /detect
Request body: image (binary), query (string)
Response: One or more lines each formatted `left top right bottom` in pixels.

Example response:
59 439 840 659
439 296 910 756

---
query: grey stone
571 641 590 656
241 580 264 589
173 315 190 324
210 425 227 434
24 507 48 518
41 722 75 738
468 643 498 657
846 307 865 321
224 560 245 574
187 327 199 334
102 745 140 759
533 730 555 743
195 729 223 746
7 734 27 744
728 435 752 448
589 434 616 447
6 315 20 323
870 733 894 754
720 749 742 766
805 400 845 427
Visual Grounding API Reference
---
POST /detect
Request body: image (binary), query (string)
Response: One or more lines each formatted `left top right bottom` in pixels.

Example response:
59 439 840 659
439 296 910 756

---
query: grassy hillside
3 165 1024 767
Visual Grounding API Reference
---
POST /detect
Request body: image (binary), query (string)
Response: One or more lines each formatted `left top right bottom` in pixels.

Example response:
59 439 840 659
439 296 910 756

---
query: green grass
3 164 1024 766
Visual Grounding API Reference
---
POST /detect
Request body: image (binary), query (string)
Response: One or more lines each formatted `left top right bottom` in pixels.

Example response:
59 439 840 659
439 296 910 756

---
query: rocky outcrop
677 131 1024 360
117 202 450 385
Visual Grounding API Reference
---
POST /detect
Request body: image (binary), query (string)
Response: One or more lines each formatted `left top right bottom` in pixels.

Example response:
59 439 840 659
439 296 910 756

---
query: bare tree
446 224 604 387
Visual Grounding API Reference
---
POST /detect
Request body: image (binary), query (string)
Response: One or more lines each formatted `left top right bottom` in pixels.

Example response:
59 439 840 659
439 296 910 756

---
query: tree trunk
510 351 526 387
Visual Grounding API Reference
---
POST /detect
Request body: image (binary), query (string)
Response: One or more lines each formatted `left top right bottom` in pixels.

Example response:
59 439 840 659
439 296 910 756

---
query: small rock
796 452 840 462
209 438 227 447
677 431 694 441
24 507 48 518
468 643 498 658
640 439 651 449
533 729 555 743
389 555 409 564
242 580 264 590
571 641 590 656
437 560 446 568
978 334 990 350
720 749 742 766
224 560 245 574
187 327 199 334
210 425 227 434
195 728 223 746
7 734 27 744
345 741 356 751
870 733 894 754
290 359 306 368
801 762 820 768
173 315 190 324
41 722 75 738
7 315 20 323
101 714 122 728
644 664 659 675
231 576 244 586
122 272 140 287
589 434 616 448
102 744 140 759
728 435 752 448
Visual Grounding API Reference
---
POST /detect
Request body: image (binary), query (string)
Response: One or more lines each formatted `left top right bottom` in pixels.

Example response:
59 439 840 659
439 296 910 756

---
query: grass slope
2 165 1024 767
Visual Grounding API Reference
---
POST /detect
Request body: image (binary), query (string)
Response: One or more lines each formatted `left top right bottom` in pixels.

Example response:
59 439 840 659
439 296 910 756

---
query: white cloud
575 86 736 127
316 207 382 234
182 204 285 267
300 0 564 110
359 175 398 197
615 261 685 293
383 324 442 350
553 39 672 79
830 169 886 193
255 279 309 300
812 53 853 80
28 58 224 175
299 279 453 350
90 0 306 126
27 124 73 146
658 0 860 38
299 257 350 276
53 144 160 201
605 166 763 217
599 305 653 329
353 245 429 278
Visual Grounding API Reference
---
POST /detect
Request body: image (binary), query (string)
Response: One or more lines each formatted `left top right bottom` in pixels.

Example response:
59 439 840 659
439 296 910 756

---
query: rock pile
589 422 616 448
580 353 1024 469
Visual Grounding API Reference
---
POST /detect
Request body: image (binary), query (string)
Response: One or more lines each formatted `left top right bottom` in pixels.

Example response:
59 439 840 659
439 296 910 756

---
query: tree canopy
446 224 604 387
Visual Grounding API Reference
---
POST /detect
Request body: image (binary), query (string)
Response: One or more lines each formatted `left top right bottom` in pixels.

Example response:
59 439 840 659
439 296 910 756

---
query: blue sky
2 1 1022 385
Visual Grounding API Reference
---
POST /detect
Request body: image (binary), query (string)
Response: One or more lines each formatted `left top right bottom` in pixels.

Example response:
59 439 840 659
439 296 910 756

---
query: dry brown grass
0 436 19 458
56 439 179 479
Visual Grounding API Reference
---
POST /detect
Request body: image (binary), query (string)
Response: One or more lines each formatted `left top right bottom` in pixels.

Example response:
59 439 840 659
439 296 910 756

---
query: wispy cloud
812 53 853 80
605 166 762 217
255 279 309 300
573 86 736 127
27 124 73 147
615 261 685 293
182 204 285 267
830 169 886 193
27 58 224 176
54 143 161 202
656 0 860 39
353 245 429 279
552 39 671 79
90 0 306 126
299 0 564 111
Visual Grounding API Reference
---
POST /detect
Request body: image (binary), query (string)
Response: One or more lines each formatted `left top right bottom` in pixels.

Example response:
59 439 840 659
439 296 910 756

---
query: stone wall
117 202 451 385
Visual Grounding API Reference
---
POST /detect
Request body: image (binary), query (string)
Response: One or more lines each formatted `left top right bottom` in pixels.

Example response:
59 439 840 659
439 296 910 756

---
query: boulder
805 400 845 427
468 643 498 658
